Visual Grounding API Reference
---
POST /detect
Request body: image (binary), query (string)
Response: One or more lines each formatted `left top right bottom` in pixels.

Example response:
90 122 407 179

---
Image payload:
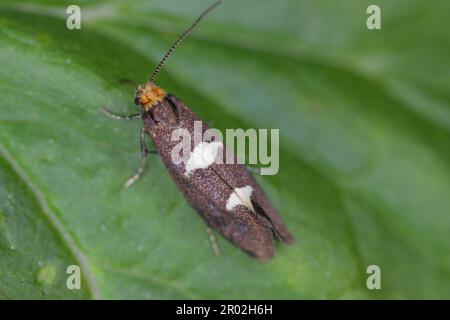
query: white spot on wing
185 141 222 176
226 185 254 212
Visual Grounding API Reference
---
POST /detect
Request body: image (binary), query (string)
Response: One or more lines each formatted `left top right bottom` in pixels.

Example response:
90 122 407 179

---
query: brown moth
103 0 294 260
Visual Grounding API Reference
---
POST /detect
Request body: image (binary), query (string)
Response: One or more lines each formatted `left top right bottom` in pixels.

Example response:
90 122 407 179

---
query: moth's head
134 82 166 112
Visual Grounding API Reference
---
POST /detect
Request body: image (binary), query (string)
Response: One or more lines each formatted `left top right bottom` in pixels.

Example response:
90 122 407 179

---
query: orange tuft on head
134 82 166 111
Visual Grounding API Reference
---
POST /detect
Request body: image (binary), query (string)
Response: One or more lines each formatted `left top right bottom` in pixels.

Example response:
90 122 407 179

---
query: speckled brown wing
143 94 293 260
211 150 295 245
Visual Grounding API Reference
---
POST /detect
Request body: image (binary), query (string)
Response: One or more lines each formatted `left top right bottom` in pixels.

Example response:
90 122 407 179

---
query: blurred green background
0 0 449 299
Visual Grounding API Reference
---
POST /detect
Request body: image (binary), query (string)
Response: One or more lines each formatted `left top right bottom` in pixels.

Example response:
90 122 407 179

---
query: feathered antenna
149 0 222 83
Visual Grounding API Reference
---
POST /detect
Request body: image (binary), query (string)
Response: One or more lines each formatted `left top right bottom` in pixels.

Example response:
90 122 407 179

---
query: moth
103 0 294 260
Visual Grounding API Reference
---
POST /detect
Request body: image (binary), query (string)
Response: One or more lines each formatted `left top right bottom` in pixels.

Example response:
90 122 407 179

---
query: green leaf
0 0 449 299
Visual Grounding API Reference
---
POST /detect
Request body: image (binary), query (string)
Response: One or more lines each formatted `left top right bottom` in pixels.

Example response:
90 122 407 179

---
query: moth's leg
206 227 221 257
124 128 157 188
101 107 141 120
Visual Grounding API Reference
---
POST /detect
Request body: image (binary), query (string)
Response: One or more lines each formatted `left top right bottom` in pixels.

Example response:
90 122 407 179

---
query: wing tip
279 230 295 245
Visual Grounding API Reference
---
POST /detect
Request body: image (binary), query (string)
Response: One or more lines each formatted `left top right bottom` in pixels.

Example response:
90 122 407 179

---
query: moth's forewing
143 95 293 260
211 150 295 245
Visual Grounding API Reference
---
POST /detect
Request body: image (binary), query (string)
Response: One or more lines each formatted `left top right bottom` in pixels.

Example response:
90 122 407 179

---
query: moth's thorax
134 82 166 111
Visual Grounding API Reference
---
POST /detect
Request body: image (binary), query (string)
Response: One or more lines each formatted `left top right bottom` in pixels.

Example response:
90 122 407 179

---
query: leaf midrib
0 143 101 299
